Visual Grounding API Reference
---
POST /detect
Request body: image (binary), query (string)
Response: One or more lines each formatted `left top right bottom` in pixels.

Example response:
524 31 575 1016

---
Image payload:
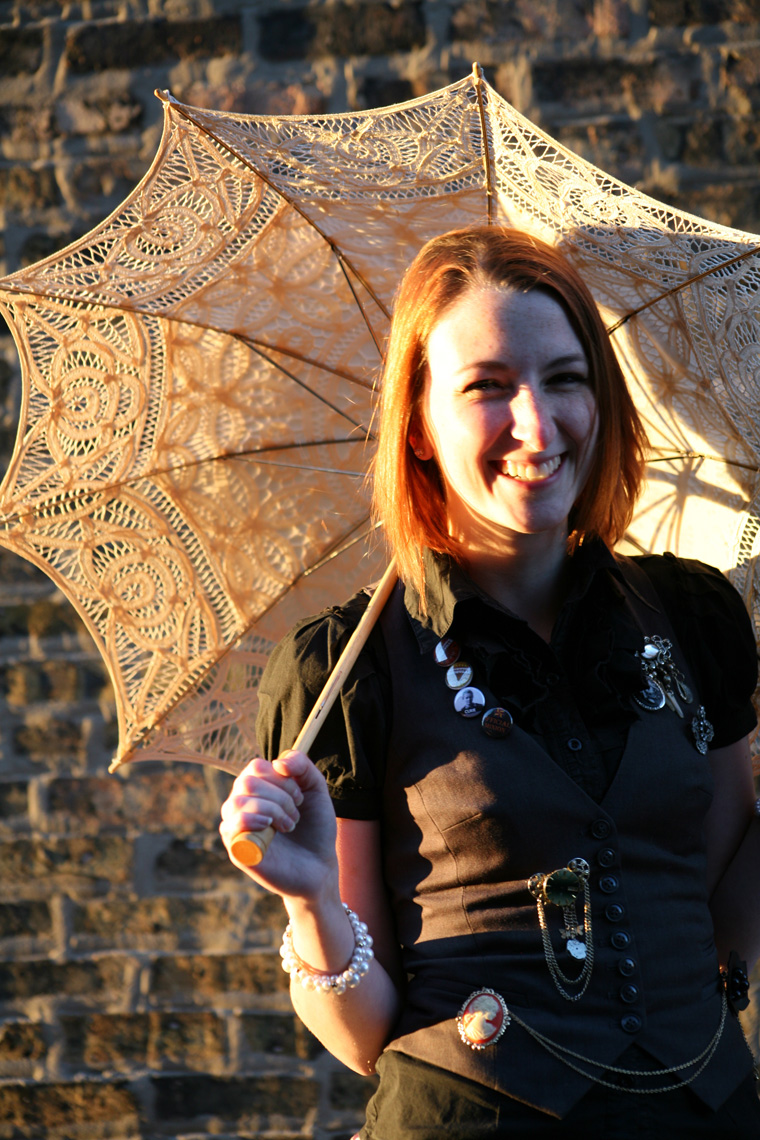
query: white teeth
502 455 562 482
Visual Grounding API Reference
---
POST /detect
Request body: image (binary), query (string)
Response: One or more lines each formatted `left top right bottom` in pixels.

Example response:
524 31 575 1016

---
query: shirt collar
403 539 620 654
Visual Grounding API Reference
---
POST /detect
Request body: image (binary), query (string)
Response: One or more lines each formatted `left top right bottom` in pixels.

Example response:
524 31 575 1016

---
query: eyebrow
458 352 588 375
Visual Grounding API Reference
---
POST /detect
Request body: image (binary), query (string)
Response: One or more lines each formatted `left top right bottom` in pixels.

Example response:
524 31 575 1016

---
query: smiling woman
374 228 644 616
419 287 598 583
220 227 760 1139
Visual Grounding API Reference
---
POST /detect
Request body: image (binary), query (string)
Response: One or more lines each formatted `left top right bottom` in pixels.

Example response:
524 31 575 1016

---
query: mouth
495 454 563 483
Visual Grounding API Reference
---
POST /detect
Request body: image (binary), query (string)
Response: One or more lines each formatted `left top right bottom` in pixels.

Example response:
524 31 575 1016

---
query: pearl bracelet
280 903 374 995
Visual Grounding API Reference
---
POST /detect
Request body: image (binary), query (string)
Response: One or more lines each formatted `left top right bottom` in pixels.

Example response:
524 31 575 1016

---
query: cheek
575 403 600 480
574 395 598 450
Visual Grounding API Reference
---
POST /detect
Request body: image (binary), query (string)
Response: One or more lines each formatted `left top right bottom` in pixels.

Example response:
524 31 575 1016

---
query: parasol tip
472 62 484 83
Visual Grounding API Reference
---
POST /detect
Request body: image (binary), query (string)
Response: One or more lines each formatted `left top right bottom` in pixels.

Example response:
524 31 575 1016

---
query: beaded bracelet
280 903 374 995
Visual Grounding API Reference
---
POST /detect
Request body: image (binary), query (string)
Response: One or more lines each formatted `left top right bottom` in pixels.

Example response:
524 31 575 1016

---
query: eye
464 377 509 394
548 370 589 387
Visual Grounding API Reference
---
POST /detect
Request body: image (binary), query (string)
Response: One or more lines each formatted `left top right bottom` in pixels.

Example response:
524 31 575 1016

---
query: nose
509 385 556 450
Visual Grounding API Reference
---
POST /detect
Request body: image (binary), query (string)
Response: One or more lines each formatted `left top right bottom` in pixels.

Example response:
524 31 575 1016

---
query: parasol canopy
0 66 758 776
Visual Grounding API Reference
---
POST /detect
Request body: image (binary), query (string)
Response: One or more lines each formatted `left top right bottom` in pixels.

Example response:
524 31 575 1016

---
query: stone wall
0 2 759 1137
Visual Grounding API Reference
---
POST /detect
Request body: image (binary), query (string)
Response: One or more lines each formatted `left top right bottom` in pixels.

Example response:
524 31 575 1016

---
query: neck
459 529 571 642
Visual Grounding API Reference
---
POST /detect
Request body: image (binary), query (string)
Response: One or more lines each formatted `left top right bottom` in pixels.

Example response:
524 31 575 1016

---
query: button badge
454 687 486 717
481 707 513 739
434 638 460 667
445 661 474 690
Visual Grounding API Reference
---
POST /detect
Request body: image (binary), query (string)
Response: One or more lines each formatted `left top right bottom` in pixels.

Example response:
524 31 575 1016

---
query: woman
220 227 760 1136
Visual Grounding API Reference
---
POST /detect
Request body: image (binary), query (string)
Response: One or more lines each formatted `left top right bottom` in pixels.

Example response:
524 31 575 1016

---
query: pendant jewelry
635 636 692 718
528 857 594 1001
691 705 715 755
633 678 666 711
457 988 510 1050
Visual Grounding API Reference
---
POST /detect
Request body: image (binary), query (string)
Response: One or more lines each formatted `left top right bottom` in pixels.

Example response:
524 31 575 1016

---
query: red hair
372 226 648 595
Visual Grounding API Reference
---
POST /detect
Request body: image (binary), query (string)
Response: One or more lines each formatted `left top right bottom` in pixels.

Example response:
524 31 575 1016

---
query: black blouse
256 543 758 816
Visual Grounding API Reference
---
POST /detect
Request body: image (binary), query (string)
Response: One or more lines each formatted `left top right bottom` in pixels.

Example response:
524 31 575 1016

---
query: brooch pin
457 988 510 1050
691 705 715 755
634 636 692 718
528 857 594 1001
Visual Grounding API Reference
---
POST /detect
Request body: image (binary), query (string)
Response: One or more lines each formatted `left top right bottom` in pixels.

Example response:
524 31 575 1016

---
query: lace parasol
0 66 758 776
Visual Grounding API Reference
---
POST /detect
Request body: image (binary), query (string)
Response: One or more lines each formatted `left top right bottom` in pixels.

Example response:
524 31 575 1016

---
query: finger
221 787 300 835
271 749 326 795
235 756 305 806
219 809 273 841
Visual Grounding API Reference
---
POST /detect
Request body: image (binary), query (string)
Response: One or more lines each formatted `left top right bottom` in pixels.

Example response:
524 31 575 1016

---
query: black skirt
360 1050 760 1140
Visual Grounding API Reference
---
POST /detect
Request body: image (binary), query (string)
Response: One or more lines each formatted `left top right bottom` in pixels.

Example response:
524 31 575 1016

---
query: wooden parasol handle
229 560 398 866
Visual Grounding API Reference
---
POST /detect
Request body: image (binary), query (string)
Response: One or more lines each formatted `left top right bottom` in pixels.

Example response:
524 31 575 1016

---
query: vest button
621 1014 642 1034
567 737 583 751
597 848 617 867
599 874 619 893
605 903 625 921
618 957 637 976
619 984 639 1003
591 820 611 839
611 930 631 949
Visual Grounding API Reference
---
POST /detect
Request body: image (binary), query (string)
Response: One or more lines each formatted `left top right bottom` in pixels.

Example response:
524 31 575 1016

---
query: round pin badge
445 661 473 690
434 638 460 667
454 687 485 718
633 679 666 711
457 988 510 1050
481 706 513 739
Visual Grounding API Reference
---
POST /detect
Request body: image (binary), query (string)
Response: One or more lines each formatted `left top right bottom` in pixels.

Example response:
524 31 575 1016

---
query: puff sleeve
636 553 758 748
255 589 390 819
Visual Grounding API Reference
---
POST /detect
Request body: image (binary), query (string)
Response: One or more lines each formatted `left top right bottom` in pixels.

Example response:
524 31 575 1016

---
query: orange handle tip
230 826 275 866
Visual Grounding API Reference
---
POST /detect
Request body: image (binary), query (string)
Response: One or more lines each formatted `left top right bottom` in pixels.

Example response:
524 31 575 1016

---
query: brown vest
378 558 753 1117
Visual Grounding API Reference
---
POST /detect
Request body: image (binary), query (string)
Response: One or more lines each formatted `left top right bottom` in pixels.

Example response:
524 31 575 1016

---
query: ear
408 425 434 462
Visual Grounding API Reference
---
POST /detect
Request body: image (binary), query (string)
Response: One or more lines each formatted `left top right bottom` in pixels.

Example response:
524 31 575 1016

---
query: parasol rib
0 281 376 391
249 341 374 433
607 243 760 333
113 513 380 768
0 439 368 529
303 519 382 579
228 558 398 866
335 253 386 360
472 63 495 225
647 452 760 473
162 92 392 327
245 337 375 388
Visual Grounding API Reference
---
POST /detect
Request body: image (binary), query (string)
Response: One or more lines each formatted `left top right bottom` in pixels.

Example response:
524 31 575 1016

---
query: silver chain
509 993 727 1094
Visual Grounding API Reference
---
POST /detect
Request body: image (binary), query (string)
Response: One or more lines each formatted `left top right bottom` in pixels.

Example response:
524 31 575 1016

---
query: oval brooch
456 988 510 1050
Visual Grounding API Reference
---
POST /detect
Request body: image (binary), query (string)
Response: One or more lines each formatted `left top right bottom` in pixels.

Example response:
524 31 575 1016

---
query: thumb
271 749 324 792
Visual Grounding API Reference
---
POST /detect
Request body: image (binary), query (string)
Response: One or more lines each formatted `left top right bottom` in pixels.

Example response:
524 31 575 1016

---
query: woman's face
415 286 598 550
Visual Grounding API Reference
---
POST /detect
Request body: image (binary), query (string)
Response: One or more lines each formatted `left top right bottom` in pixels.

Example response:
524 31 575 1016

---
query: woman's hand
219 750 340 902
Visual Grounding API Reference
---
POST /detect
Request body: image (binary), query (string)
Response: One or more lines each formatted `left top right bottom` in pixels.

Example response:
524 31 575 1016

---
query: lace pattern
0 70 758 769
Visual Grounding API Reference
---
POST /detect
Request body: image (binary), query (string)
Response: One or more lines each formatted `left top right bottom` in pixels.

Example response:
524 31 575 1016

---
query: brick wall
0 2 759 1136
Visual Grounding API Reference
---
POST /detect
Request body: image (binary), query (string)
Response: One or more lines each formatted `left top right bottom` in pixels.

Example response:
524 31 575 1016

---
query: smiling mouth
496 455 563 482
